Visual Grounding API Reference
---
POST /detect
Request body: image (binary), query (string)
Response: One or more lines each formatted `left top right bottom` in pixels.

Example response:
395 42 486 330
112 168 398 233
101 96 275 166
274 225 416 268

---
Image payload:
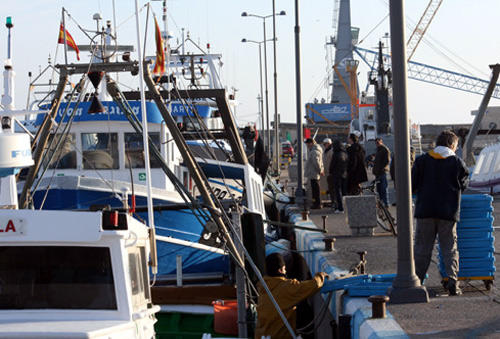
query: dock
278 163 500 338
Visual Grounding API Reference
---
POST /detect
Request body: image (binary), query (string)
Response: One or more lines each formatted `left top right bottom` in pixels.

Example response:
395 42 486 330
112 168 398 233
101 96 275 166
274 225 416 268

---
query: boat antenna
134 0 158 274
112 0 118 41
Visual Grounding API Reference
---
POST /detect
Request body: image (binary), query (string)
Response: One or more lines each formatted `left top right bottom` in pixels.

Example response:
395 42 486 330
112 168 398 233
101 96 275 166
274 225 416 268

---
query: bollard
368 295 389 318
301 210 309 221
338 314 352 339
322 237 336 251
281 185 286 193
357 251 367 274
321 215 328 231
291 187 295 196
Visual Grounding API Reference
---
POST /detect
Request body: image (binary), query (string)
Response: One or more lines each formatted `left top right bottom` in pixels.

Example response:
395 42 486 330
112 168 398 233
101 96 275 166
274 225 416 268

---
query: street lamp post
241 38 271 153
271 2 286 175
242 10 286 166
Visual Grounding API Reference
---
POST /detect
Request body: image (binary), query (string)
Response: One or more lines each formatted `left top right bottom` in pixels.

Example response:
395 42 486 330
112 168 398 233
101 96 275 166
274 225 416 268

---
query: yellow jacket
254 273 326 339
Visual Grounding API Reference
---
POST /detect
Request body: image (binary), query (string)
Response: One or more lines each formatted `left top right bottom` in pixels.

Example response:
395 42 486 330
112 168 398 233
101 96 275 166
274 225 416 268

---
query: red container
212 299 238 335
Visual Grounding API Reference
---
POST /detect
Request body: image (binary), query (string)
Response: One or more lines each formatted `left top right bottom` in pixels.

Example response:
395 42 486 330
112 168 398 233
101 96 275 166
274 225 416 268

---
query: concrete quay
278 165 500 338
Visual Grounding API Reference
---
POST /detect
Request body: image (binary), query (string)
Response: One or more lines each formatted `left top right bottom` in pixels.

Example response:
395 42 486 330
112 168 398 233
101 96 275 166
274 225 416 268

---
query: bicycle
361 180 397 236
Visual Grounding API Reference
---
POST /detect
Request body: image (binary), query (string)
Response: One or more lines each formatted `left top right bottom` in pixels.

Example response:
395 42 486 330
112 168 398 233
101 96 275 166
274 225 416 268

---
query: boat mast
134 0 158 274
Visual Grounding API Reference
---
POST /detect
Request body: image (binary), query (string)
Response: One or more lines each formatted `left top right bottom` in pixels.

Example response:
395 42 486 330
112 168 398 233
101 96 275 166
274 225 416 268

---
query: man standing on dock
412 130 469 296
305 138 324 209
346 133 368 195
372 138 391 206
323 138 335 207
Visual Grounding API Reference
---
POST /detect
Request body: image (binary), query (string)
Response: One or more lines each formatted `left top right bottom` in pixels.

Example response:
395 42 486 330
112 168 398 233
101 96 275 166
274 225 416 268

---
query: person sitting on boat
254 253 328 339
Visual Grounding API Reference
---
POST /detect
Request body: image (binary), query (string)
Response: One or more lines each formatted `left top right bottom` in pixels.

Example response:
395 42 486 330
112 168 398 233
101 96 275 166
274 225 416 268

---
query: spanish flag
153 17 165 75
58 24 80 61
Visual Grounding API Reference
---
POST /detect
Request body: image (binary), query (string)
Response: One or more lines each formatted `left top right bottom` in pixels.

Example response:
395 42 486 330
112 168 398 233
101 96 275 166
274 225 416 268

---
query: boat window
43 133 77 169
128 248 150 309
473 153 485 175
481 151 495 175
183 116 202 131
82 133 119 169
124 133 161 168
493 151 500 174
0 246 117 310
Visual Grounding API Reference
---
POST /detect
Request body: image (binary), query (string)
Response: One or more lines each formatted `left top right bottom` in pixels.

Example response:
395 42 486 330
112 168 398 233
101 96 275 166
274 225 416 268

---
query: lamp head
241 12 248 17
241 38 247 43
279 10 286 16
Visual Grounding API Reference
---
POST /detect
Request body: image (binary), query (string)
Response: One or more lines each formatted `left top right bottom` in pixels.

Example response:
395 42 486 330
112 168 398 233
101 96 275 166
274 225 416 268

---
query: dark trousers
310 179 321 207
376 172 389 206
333 176 347 211
414 218 459 283
326 175 335 206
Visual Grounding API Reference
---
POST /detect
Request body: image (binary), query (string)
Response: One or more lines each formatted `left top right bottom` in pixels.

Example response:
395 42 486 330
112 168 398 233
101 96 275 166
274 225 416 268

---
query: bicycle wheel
376 202 397 236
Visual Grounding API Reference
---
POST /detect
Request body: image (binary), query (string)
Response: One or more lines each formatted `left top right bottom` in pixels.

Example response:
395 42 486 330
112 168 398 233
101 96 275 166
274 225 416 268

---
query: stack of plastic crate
438 194 495 289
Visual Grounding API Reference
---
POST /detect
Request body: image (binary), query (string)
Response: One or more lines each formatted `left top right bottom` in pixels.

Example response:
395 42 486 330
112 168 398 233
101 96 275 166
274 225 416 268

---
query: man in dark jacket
372 138 391 206
329 140 348 213
346 133 368 195
411 130 469 296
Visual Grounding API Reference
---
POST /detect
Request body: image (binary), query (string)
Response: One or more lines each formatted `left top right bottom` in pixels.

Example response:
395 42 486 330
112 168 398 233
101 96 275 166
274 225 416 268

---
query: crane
355 46 500 100
406 0 444 61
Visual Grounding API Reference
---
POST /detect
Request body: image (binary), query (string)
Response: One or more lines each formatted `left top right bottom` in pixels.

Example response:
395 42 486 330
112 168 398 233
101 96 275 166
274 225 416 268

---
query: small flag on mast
58 23 80 61
153 17 165 75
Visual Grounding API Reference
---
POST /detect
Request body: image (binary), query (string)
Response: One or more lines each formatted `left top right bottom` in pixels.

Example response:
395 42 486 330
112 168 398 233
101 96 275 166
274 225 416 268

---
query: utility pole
387 0 429 304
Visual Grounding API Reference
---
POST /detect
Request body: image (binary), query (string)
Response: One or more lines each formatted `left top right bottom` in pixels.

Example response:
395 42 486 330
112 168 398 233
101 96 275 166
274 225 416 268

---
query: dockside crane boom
406 0 444 61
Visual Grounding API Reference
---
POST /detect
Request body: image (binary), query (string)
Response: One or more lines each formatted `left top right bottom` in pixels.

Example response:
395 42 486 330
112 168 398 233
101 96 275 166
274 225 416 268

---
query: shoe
447 281 462 296
333 209 344 214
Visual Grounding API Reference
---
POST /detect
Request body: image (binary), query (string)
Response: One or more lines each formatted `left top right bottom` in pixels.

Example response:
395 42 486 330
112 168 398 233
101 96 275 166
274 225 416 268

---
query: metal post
233 212 248 338
258 43 265 135
262 19 271 156
463 64 500 166
387 0 429 303
294 0 305 205
272 0 281 175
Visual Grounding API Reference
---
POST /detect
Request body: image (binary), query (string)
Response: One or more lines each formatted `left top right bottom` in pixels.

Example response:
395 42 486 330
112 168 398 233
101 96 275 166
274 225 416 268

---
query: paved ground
279 161 500 338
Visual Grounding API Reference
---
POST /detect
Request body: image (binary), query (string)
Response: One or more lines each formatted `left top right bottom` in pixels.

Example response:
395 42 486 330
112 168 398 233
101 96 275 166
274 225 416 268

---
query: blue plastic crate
457 236 495 249
461 194 493 208
457 228 493 239
460 206 494 219
458 249 493 259
457 268 496 277
439 268 496 279
460 257 495 269
457 217 494 229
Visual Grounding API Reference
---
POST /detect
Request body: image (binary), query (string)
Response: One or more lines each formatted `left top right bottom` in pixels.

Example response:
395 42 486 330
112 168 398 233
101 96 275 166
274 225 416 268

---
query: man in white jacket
305 138 324 209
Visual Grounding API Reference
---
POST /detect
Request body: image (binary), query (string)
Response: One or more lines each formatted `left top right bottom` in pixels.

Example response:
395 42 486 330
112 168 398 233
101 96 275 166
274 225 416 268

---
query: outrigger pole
142 65 245 268
19 73 68 209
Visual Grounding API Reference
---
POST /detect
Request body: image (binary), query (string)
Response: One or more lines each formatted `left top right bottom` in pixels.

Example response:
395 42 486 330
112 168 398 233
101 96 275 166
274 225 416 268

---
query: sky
2 0 500 128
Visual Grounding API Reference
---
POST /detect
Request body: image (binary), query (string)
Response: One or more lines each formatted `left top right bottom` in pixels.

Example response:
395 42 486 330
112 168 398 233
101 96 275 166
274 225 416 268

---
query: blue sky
2 0 500 127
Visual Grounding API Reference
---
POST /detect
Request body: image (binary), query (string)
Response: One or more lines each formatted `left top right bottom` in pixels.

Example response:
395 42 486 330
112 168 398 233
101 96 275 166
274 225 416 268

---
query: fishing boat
0 19 159 337
469 143 500 193
19 10 267 281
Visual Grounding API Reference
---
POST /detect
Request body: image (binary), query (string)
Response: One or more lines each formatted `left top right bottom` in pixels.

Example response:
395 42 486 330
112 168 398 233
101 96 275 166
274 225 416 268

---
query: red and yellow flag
58 24 80 61
153 17 165 75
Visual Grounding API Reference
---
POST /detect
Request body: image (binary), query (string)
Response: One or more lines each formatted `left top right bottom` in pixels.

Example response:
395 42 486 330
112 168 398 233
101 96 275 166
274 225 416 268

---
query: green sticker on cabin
138 173 146 181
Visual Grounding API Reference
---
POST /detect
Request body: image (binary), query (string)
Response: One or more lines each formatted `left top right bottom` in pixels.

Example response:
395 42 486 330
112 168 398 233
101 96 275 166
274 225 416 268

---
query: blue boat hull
31 188 229 276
